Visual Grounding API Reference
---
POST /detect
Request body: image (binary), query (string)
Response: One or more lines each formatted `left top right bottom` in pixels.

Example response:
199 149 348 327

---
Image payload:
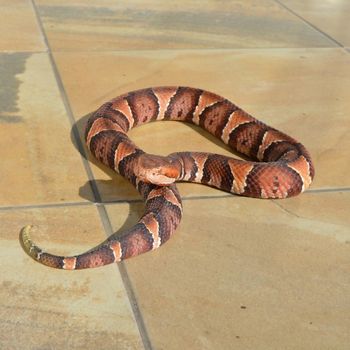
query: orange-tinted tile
0 53 92 206
106 191 350 349
0 205 143 349
282 0 350 46
35 0 333 50
0 0 46 52
54 48 350 202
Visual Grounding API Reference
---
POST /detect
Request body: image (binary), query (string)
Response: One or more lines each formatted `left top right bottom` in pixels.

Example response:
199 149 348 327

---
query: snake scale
20 86 314 269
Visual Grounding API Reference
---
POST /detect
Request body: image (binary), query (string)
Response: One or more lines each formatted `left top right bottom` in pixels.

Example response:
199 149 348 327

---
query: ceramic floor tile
105 191 350 349
34 0 334 51
280 0 350 46
0 52 93 206
0 0 46 52
0 205 143 350
54 48 350 202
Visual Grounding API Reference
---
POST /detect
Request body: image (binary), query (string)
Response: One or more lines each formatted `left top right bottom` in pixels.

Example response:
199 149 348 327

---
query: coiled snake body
20 87 314 270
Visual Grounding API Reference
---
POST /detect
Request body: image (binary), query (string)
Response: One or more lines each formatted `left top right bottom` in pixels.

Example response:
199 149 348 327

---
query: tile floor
0 1 349 349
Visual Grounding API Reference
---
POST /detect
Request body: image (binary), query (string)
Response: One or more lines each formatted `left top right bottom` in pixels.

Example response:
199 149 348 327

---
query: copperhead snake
20 86 314 269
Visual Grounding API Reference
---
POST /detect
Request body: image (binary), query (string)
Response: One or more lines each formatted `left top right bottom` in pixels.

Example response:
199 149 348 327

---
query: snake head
135 154 181 185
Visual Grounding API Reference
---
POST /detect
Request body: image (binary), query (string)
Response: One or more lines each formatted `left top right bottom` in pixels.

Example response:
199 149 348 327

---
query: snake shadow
69 112 145 239
71 111 250 201
70 112 123 203
69 111 248 244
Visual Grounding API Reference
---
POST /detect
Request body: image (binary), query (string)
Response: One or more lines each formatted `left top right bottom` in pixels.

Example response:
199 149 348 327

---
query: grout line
48 46 340 53
28 0 102 203
2 47 346 57
96 204 153 350
0 201 93 212
1 186 350 212
29 1 153 348
306 187 350 194
274 0 344 48
0 49 49 55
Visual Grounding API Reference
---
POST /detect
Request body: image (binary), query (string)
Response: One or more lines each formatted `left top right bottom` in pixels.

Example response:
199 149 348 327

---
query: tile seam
0 49 48 54
305 187 350 194
0 201 93 212
48 47 345 54
96 204 153 350
29 1 153 349
29 0 102 203
1 186 349 212
274 0 344 48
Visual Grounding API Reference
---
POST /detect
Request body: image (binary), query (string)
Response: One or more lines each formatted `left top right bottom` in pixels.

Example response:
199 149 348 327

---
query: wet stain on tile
0 115 23 123
38 5 115 20
0 53 29 124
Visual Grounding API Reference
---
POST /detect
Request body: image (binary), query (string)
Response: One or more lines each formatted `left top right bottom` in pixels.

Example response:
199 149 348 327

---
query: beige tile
35 0 333 51
281 0 350 46
105 191 350 349
0 53 93 206
0 0 46 52
0 205 143 349
54 48 350 202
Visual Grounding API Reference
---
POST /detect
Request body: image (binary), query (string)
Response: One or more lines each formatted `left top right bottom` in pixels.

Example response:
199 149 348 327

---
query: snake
20 86 315 270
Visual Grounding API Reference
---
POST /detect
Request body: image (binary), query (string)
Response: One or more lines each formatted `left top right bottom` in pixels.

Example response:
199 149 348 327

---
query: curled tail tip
19 224 42 259
20 224 34 247
19 225 66 269
19 225 110 270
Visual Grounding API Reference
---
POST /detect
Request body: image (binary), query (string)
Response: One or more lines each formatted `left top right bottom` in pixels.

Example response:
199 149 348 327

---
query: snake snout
136 154 181 185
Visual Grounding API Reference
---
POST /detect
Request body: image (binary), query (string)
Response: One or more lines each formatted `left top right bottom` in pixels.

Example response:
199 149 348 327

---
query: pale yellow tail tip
20 225 38 258
20 224 33 242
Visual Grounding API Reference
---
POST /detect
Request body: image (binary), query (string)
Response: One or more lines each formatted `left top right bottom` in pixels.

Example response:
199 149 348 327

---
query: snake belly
20 87 314 269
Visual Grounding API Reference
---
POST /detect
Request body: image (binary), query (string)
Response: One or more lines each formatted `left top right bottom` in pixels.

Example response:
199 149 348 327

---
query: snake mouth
143 172 176 185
